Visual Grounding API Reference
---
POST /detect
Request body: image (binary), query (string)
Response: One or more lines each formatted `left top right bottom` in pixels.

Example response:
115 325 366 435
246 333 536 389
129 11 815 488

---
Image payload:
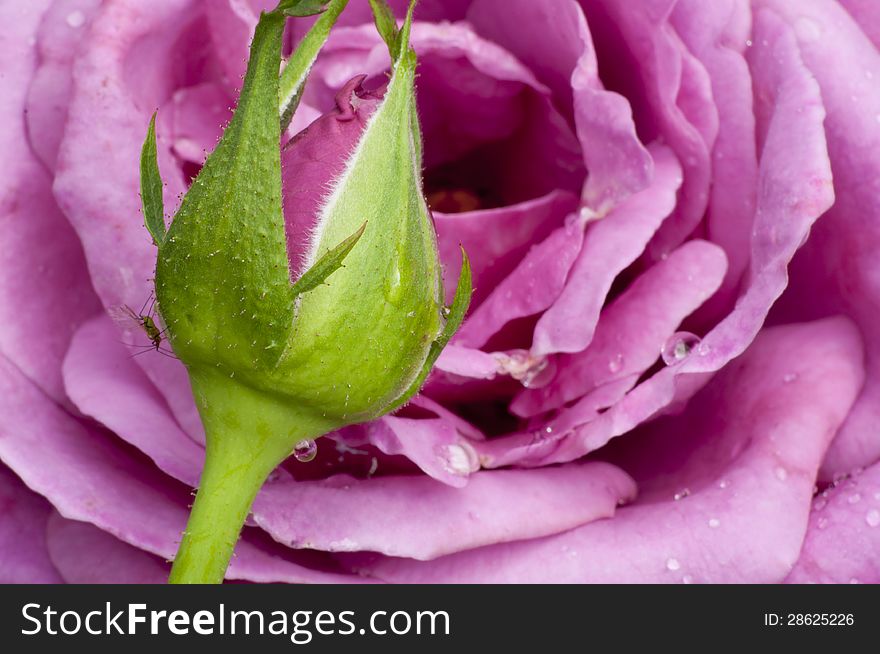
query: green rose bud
140 0 471 584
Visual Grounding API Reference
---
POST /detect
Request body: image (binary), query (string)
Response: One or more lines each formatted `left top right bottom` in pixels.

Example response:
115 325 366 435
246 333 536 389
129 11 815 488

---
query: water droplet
783 373 798 383
673 488 691 501
437 442 478 476
66 10 85 28
847 493 861 504
775 466 788 481
681 574 694 584
608 353 624 374
661 332 701 366
666 558 681 571
718 479 730 489
817 517 829 530
293 439 317 463
383 260 403 305
866 509 880 528
745 39 753 47
708 518 721 529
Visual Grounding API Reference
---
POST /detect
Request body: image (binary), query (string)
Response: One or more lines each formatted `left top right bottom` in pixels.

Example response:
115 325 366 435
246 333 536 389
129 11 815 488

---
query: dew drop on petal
682 575 694 585
708 518 721 529
608 353 624 374
866 509 880 528
661 332 701 366
848 493 861 504
666 558 681 571
293 439 318 463
718 479 730 489
817 517 829 530
775 466 788 481
66 10 85 28
673 488 691 501
813 498 827 512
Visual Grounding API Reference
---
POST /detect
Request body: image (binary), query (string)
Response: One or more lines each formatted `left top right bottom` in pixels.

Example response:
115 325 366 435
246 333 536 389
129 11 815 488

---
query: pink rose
1 0 878 584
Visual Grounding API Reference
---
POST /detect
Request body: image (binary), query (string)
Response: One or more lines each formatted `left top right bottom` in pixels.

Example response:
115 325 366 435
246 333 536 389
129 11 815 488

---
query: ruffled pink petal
0 0 101 404
453 221 584 349
531 145 682 356
25 0 101 172
63 315 204 486
253 463 635 561
0 464 62 583
53 0 207 440
468 0 653 208
580 0 714 259
434 190 578 307
360 318 863 582
787 462 880 584
757 0 880 480
47 513 168 584
839 0 880 49
513 239 727 418
482 12 832 468
670 0 758 324
434 344 499 380
0 353 359 583
334 417 480 488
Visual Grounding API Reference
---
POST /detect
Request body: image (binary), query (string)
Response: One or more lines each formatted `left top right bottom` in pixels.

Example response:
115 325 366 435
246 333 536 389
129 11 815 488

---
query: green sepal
140 112 166 247
368 0 399 55
384 248 472 413
277 0 330 17
290 221 366 298
279 0 349 131
155 10 292 374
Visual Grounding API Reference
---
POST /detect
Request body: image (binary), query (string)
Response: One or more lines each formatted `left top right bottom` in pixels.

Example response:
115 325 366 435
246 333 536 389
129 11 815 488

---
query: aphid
109 293 175 358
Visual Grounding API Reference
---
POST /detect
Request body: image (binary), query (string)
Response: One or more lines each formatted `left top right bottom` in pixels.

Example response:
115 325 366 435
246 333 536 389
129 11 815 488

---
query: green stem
168 369 329 584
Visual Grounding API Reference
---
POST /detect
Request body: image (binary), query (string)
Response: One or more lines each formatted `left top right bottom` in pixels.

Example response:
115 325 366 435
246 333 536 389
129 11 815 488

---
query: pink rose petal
0 464 62 583
531 145 682 356
360 318 863 582
757 0 880 480
25 0 101 171
670 0 759 324
513 239 727 418
0 0 101 404
787 462 880 584
581 0 713 259
253 463 635 561
434 190 578 307
47 513 169 584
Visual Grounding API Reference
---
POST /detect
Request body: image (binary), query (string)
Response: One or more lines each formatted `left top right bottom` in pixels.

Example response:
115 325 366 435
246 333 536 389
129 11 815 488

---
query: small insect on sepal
108 293 176 359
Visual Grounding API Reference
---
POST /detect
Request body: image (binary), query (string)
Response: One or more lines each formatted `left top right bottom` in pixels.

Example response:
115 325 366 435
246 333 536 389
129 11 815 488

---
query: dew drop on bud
661 332 702 366
293 439 317 463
